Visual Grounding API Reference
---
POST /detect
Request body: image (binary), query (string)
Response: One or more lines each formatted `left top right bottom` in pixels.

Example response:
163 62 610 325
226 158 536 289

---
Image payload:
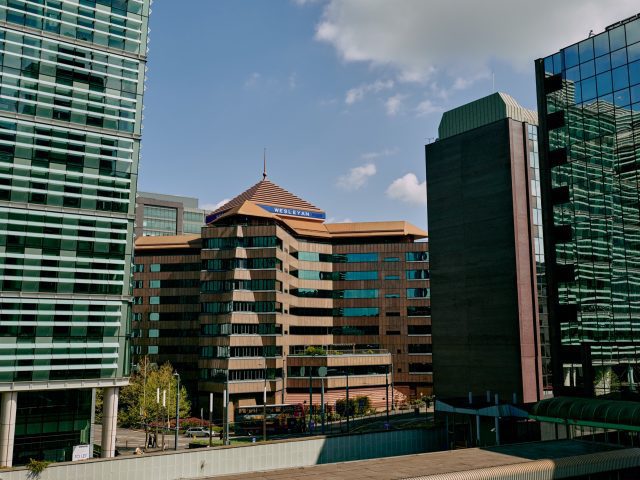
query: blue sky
140 0 639 229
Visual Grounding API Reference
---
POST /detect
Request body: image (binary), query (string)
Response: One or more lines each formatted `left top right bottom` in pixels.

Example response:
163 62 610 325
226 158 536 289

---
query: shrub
26 458 49 478
304 346 325 356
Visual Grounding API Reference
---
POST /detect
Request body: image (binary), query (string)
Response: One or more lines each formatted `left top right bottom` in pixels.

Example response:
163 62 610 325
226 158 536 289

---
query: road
93 424 196 453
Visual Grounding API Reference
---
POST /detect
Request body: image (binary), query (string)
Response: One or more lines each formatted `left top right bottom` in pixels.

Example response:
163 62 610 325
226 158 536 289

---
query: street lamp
173 372 180 451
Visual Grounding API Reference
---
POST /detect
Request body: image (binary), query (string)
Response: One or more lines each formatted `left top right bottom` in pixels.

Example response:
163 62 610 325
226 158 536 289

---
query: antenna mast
263 148 267 180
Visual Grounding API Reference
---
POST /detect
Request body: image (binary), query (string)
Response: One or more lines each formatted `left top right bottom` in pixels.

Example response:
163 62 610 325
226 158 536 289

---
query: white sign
72 444 91 462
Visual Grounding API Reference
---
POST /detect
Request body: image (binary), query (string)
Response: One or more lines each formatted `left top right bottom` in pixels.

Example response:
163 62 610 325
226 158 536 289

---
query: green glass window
149 296 160 305
149 280 160 288
296 251 332 262
406 251 429 262
337 307 379 317
406 270 429 280
334 252 379 263
149 313 159 321
150 264 160 272
338 271 378 281
338 289 378 299
385 275 400 280
407 288 430 299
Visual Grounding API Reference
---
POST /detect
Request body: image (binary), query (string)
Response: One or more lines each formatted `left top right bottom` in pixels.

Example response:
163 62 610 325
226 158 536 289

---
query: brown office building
132 177 430 416
425 93 546 404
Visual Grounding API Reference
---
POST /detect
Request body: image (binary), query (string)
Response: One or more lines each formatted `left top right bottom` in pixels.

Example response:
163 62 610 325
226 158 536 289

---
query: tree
118 357 191 430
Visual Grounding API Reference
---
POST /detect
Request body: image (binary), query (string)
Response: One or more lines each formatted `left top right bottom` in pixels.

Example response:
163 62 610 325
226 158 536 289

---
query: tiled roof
210 179 323 216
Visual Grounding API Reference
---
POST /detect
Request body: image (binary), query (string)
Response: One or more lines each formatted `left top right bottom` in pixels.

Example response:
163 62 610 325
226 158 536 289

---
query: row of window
132 312 198 322
2 278 124 294
144 279 200 289
199 368 282 382
292 288 379 299
143 205 176 220
287 365 388 377
295 251 429 263
132 262 200 273
1 234 127 259
0 29 141 81
202 236 281 250
293 270 378 281
200 279 281 293
201 345 282 359
201 301 282 314
202 257 281 271
288 325 379 335
200 323 282 336
289 307 380 317
1 1 145 54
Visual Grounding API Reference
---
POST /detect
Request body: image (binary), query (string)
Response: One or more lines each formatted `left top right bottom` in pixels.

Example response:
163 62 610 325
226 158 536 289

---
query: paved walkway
199 440 625 480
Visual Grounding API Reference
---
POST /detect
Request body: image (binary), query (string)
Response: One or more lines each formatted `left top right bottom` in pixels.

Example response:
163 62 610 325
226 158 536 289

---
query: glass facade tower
535 14 640 397
0 0 150 465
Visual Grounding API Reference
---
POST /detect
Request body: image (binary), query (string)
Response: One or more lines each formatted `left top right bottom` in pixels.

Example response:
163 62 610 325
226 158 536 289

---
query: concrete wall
0 428 444 480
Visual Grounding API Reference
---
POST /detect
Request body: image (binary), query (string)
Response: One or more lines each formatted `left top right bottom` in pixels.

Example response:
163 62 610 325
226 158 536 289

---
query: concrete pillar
0 391 17 468
101 387 119 458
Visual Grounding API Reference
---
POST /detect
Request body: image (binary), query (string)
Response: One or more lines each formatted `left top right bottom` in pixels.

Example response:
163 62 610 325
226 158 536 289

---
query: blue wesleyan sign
257 204 326 220
206 204 326 224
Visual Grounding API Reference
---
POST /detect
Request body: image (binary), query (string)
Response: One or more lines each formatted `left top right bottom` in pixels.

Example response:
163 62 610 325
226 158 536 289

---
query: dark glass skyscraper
535 14 640 397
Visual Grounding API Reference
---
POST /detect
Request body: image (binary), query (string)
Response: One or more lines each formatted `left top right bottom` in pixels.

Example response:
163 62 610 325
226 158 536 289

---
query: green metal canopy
530 396 640 432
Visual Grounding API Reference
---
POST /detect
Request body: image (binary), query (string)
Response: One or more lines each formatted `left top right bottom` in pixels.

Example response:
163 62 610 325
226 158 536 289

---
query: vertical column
0 392 18 467
0 391 17 468
101 387 119 458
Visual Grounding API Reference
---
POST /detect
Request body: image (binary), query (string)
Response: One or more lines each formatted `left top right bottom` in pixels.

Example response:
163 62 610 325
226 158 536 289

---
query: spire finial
263 148 267 180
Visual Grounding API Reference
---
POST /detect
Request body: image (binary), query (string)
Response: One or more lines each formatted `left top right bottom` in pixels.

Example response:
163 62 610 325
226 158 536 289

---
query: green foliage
335 395 371 416
119 357 191 428
26 458 49 478
304 346 326 356
95 387 103 423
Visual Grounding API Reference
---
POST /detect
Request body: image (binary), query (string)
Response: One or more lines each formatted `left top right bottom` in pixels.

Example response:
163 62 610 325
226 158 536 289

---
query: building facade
135 191 205 238
0 0 150 466
535 14 640 397
132 178 430 418
425 92 546 404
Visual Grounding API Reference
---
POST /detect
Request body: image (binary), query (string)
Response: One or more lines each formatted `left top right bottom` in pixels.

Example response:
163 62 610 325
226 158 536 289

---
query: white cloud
415 99 444 117
200 198 231 212
337 163 377 190
244 72 261 87
292 0 321 5
386 173 426 205
361 147 398 160
345 79 394 105
385 93 407 116
315 1 639 82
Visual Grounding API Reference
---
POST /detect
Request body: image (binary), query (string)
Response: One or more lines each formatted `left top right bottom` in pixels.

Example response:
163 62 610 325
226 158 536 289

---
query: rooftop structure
136 191 206 237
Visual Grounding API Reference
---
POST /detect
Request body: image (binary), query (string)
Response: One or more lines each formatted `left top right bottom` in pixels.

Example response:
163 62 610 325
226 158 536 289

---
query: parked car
185 427 210 437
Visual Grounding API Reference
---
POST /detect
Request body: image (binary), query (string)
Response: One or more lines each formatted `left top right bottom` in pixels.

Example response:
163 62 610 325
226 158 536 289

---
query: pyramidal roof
207 178 325 222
